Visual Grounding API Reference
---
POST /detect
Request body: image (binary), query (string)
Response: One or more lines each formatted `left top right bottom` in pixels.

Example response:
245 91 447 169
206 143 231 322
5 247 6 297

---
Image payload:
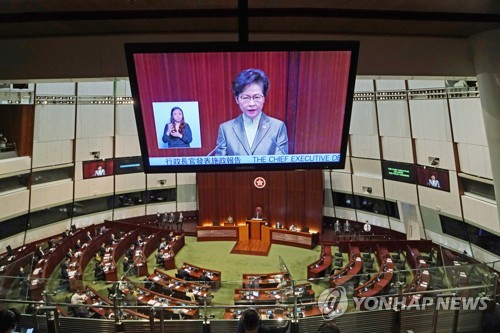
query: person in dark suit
134 235 143 247
126 244 135 259
66 248 74 259
200 271 212 284
162 106 193 148
86 231 93 243
99 243 107 257
177 266 190 280
74 239 82 251
35 246 44 260
94 262 105 281
122 256 134 276
215 68 288 156
47 238 55 249
61 229 71 238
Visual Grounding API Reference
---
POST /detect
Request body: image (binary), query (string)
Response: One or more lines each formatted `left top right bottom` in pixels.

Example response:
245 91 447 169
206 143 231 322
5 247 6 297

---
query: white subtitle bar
149 154 340 166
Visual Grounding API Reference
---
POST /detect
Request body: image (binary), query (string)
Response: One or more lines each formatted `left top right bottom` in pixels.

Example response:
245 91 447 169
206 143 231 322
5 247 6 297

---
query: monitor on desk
252 291 259 297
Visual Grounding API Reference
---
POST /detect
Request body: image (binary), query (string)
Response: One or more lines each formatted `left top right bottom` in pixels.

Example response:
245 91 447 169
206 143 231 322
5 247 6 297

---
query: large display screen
382 160 416 184
82 160 114 179
114 156 144 175
125 41 359 173
416 165 450 192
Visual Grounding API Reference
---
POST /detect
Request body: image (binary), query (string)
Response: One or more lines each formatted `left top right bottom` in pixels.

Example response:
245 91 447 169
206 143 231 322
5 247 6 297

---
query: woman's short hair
241 308 260 330
0 308 20 333
317 321 341 333
232 69 270 97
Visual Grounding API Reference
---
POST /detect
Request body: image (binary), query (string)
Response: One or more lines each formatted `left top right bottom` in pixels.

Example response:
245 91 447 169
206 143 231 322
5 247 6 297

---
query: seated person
74 239 82 251
185 288 196 302
177 266 190 280
122 256 135 276
66 248 74 259
134 235 143 247
110 233 119 244
236 308 272 333
99 225 108 235
99 242 107 257
200 271 212 283
289 224 298 231
94 262 105 281
126 244 135 259
156 252 165 266
47 238 55 249
227 215 234 224
158 239 168 251
35 246 45 260
70 290 93 318
61 229 71 238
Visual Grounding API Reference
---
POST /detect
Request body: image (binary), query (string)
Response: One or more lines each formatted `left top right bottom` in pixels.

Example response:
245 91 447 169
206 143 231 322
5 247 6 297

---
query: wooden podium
246 219 267 240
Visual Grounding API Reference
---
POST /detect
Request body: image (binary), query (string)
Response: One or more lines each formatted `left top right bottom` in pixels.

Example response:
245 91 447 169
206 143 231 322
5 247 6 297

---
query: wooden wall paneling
196 173 217 225
0 105 34 157
294 51 352 154
215 172 235 223
304 170 324 232
233 172 253 223
285 171 306 228
250 171 270 219
268 171 288 226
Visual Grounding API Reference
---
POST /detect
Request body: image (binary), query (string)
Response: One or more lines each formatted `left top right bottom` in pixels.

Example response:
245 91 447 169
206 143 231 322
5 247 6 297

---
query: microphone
271 137 287 155
207 141 224 156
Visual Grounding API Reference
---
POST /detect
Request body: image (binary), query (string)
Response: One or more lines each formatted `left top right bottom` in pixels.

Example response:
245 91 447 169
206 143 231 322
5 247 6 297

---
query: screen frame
125 41 360 173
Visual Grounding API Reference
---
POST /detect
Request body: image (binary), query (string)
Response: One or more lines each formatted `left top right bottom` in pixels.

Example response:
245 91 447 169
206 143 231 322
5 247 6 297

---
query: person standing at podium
254 206 263 220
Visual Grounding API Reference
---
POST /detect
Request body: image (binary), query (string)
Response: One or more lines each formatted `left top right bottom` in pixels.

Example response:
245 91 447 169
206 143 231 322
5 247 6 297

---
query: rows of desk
307 245 331 280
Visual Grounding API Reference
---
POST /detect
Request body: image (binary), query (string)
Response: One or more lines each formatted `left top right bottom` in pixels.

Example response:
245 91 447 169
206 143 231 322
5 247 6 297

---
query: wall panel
0 157 31 175
350 134 380 159
30 181 73 210
449 98 487 145
32 140 74 168
0 191 30 220
383 180 418 205
115 173 146 193
377 100 411 137
462 195 499 234
380 137 413 163
115 135 141 158
75 104 114 138
410 99 452 141
457 143 493 179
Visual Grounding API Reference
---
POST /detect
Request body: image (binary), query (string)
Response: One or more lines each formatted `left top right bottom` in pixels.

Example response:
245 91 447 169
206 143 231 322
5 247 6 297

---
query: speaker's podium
246 219 267 240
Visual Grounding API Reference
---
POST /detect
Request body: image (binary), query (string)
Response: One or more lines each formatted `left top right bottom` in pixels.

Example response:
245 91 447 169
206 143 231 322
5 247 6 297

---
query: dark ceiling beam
0 7 499 24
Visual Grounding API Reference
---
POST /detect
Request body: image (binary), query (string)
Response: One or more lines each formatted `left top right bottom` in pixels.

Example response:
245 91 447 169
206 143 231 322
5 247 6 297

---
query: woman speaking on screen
162 106 193 148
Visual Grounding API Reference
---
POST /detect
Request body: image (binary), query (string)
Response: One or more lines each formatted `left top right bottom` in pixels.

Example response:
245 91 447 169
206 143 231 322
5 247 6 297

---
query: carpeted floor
46 236 325 317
